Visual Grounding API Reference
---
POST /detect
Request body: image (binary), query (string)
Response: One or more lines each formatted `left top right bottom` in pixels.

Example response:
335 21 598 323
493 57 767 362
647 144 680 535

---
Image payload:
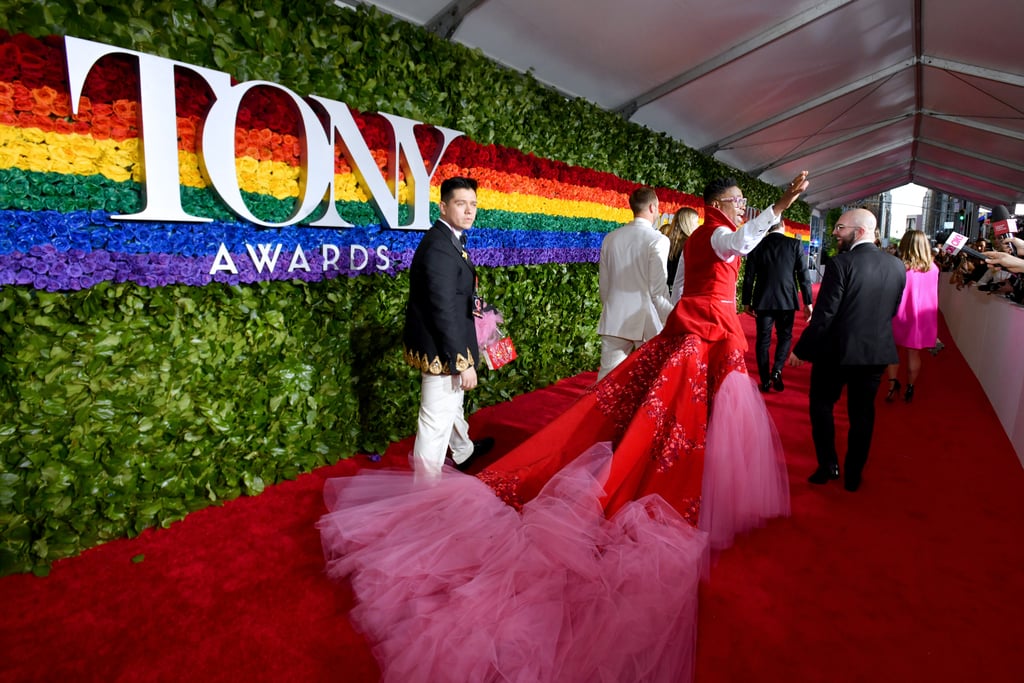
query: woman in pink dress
886 230 939 403
318 173 807 683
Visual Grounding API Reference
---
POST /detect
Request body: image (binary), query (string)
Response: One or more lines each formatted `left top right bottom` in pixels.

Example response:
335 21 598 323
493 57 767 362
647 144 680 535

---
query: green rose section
0 169 620 237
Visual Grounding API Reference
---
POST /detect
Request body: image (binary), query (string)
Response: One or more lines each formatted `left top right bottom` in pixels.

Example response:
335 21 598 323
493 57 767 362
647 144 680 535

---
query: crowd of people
938 211 1024 305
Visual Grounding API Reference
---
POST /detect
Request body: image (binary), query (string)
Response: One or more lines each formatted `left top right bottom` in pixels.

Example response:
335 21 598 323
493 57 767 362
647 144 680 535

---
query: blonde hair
898 230 932 272
662 207 700 261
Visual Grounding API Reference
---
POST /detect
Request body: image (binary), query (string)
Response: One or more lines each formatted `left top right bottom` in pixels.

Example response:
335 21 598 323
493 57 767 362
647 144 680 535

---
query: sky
887 183 929 240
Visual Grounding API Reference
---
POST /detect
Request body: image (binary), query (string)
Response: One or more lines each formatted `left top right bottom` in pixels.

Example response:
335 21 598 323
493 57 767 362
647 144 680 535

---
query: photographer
981 234 1024 304
982 207 1023 274
984 252 1024 274
950 238 990 289
977 235 1019 292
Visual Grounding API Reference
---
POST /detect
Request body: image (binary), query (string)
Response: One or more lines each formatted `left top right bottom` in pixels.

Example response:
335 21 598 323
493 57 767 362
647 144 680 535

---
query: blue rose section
0 210 604 291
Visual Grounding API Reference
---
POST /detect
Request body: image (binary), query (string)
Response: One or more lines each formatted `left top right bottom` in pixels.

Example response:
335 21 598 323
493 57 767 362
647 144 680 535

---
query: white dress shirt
672 207 780 302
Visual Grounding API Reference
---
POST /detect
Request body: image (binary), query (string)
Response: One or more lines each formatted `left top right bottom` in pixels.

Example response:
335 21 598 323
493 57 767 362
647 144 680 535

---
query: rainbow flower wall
0 18 810 575
0 32 720 292
784 223 811 243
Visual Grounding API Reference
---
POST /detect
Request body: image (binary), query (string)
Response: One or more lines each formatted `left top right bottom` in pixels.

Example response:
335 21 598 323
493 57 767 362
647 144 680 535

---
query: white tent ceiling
346 0 1024 212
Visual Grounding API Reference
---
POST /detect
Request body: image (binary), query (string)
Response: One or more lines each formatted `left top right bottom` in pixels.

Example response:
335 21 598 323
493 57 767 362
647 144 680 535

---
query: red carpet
2 311 1023 682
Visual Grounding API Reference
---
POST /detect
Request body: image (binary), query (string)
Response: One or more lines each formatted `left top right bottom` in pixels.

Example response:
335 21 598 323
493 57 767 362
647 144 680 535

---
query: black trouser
754 309 795 385
808 362 885 479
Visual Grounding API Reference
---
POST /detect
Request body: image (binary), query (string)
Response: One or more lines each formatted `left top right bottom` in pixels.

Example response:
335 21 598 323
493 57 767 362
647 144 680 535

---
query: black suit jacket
793 243 906 365
403 221 480 375
741 231 813 310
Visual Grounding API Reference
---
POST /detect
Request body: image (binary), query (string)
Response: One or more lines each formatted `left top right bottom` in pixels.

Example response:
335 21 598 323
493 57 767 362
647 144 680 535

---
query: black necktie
459 233 467 247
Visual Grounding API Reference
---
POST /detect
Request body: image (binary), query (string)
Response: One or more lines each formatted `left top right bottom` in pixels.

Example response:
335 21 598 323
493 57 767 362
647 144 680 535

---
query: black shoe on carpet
455 437 494 471
808 464 840 485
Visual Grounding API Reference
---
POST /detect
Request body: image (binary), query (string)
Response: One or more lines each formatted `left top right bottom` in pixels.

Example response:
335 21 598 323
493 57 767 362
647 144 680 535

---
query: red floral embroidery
595 333 715 474
708 347 747 406
678 497 701 527
476 470 524 511
718 347 747 379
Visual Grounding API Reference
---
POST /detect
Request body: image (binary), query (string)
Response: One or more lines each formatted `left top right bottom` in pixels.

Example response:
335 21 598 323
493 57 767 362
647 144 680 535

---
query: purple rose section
0 209 604 291
0 248 391 291
0 245 601 292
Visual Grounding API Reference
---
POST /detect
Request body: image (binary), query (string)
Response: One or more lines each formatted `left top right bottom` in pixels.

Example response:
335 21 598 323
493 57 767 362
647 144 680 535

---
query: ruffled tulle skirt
478 332 790 553
320 319 791 682
699 370 790 549
319 445 709 683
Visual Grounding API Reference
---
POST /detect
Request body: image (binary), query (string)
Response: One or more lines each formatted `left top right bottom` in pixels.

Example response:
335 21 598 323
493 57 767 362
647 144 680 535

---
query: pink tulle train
699 371 791 550
319 445 710 683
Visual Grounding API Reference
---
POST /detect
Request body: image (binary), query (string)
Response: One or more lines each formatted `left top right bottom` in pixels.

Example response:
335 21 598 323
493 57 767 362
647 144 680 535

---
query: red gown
479 206 790 549
318 206 790 682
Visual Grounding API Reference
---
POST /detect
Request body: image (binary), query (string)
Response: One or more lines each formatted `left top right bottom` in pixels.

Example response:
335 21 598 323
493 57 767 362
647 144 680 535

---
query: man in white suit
597 187 674 380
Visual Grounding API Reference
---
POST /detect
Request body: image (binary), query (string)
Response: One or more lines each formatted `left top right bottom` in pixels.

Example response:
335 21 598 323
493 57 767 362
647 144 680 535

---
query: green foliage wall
0 0 806 575
0 280 357 571
0 264 597 575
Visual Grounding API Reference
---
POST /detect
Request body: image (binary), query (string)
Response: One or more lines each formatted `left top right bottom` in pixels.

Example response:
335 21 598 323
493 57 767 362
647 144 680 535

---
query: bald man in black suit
789 208 906 492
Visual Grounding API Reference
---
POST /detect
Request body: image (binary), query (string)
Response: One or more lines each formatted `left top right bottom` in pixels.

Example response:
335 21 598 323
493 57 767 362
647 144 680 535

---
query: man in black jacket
741 221 813 392
789 208 906 492
403 176 493 481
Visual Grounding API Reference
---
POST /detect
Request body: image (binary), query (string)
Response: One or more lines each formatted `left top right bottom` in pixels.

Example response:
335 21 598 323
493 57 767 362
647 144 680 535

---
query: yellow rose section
0 122 666 227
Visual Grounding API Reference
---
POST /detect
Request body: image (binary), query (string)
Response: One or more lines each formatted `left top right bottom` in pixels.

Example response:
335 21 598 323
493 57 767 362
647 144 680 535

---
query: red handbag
475 302 517 370
483 336 517 370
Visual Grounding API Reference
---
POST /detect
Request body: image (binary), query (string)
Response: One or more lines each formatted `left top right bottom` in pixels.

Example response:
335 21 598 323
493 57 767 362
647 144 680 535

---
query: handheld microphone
990 205 1018 241
941 232 986 260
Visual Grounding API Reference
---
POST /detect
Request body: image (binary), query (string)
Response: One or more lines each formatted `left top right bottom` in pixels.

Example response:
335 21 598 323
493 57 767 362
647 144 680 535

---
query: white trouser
412 373 473 482
598 335 641 381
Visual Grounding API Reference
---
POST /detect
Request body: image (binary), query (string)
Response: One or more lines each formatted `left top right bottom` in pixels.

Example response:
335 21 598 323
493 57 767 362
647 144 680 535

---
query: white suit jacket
597 217 673 341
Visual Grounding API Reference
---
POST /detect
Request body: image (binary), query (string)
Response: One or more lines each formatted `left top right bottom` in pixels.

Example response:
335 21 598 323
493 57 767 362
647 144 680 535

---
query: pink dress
891 264 939 349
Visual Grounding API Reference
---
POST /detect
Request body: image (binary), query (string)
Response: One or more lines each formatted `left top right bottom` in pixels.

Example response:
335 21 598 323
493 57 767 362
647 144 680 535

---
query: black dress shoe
844 472 862 492
808 464 840 485
455 437 494 471
771 370 784 392
472 437 495 458
759 380 771 393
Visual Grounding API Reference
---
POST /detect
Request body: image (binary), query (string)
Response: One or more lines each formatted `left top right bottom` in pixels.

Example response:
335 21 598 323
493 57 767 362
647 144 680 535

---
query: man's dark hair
703 177 739 204
629 187 659 214
440 176 478 203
